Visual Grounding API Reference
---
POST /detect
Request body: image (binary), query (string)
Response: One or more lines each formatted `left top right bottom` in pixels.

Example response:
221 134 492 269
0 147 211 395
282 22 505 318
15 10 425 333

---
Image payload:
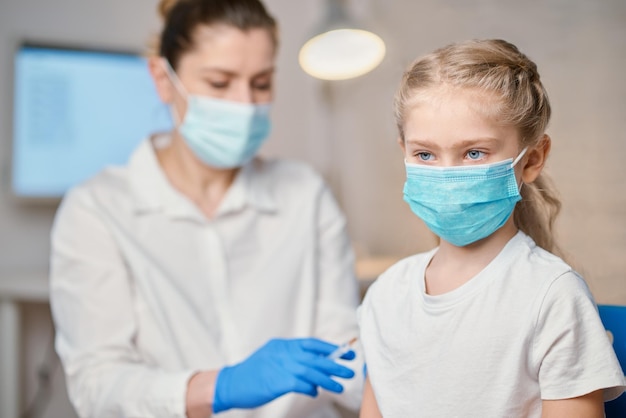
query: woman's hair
394 39 561 254
153 0 278 69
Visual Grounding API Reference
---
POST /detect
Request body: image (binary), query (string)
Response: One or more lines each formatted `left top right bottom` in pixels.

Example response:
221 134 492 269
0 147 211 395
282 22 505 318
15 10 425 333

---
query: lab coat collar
219 158 278 216
129 135 277 219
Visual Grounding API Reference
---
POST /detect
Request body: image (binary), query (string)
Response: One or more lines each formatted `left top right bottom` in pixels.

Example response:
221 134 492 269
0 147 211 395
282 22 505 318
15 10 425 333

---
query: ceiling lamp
298 0 386 81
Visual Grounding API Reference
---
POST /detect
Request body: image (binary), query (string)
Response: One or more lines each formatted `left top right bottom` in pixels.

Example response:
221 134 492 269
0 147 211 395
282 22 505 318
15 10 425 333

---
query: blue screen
12 45 173 197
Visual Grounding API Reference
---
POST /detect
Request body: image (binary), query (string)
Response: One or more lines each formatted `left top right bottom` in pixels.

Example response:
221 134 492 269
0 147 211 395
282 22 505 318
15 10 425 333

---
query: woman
49 1 363 417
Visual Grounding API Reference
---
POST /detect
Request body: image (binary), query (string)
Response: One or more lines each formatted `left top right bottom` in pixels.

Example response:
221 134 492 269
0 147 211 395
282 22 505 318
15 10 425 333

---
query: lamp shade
299 0 386 80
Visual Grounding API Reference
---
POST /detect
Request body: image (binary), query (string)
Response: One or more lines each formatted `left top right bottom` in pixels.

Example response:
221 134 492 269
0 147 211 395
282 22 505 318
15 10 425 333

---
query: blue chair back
598 304 626 417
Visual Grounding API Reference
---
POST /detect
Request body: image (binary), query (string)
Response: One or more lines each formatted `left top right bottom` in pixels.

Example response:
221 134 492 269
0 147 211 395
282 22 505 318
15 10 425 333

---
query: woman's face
170 24 275 112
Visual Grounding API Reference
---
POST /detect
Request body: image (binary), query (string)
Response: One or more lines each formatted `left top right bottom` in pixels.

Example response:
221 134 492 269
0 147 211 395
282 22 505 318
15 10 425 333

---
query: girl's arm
541 390 604 418
360 376 382 418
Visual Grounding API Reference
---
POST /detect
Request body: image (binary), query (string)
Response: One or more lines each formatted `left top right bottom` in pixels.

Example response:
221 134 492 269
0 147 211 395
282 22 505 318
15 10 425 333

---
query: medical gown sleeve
49 187 195 418
312 183 365 411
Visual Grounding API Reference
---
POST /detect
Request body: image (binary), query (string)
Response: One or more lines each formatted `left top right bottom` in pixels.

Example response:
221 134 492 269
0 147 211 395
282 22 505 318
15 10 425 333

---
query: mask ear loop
511 146 529 191
161 58 188 125
162 58 188 97
511 146 528 168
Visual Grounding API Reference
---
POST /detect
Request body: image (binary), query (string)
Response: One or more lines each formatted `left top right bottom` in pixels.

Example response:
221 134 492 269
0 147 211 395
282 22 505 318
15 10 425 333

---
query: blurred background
0 0 624 416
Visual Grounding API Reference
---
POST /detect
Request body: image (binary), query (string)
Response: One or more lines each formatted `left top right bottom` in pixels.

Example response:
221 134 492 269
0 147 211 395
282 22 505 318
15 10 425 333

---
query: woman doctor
49 0 363 417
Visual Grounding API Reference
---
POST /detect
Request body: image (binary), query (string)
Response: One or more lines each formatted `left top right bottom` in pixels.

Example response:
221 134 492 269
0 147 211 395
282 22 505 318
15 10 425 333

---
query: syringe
327 337 358 360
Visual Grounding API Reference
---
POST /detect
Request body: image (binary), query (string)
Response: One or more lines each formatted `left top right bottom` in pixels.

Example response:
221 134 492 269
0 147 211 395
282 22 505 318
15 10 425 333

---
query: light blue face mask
403 148 527 247
164 60 272 169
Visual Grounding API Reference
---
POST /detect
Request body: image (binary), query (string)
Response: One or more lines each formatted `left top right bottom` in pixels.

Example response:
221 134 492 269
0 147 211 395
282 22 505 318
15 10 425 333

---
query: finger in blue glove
212 337 356 413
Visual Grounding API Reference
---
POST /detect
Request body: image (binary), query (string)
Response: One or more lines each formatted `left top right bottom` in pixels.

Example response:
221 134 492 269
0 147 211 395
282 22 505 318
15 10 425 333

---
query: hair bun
158 0 182 21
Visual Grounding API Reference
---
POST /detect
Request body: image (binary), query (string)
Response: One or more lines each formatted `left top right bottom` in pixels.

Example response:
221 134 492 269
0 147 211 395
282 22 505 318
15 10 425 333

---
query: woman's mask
163 59 271 169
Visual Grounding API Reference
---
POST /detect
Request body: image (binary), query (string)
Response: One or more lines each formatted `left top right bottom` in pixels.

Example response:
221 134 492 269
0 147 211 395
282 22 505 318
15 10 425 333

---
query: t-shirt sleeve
532 271 626 401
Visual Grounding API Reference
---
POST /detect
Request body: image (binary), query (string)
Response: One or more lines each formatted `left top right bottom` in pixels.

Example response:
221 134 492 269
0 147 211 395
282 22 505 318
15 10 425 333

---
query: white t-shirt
358 231 625 418
50 136 363 418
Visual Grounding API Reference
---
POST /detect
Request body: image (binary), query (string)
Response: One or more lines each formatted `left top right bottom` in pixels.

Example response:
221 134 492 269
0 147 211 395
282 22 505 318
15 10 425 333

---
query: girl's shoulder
510 232 581 285
362 249 436 303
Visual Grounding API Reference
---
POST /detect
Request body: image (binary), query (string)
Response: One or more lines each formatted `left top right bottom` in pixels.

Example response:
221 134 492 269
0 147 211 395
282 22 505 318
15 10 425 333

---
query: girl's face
400 87 523 169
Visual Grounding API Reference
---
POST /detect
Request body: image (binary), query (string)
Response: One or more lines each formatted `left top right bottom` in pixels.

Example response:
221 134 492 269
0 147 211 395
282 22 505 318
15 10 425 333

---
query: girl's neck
156 132 238 219
424 220 519 296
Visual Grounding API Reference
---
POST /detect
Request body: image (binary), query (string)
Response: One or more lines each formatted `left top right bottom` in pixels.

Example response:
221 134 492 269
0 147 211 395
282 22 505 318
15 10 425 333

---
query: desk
0 273 49 418
0 258 396 418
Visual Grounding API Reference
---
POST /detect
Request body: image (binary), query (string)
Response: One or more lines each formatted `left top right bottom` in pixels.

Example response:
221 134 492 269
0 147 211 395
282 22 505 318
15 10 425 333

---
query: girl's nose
439 156 461 167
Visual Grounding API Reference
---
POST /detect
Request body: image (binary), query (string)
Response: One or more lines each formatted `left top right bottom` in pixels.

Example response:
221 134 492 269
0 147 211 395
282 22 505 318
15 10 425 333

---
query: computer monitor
11 43 173 198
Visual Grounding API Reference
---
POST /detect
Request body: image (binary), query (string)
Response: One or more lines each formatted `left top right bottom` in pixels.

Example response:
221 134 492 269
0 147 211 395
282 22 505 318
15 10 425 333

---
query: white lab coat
49 136 363 418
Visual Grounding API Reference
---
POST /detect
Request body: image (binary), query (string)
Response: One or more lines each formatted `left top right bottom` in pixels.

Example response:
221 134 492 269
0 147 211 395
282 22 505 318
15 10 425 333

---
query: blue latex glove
212 338 356 413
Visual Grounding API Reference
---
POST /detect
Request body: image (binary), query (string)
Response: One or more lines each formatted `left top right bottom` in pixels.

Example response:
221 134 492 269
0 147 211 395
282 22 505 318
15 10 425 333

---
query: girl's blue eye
417 152 433 161
467 150 485 160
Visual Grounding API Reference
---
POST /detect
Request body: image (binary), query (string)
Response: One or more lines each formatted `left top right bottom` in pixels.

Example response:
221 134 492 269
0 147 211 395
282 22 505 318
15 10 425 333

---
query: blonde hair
151 0 278 68
394 39 561 253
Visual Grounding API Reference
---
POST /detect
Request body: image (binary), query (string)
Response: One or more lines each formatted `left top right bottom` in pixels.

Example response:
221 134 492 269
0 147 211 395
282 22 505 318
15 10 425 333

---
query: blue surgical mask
403 148 527 247
164 60 271 169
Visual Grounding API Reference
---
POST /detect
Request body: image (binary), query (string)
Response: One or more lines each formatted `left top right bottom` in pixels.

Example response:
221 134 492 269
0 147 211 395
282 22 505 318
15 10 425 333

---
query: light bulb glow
299 29 386 80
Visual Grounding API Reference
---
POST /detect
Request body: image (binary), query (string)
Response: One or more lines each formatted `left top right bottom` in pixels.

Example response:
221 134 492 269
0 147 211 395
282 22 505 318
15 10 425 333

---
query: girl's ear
148 56 175 103
522 134 551 184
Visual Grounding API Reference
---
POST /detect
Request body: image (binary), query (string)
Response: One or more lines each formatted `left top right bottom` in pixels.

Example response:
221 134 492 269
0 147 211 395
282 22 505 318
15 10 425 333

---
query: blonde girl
358 39 625 418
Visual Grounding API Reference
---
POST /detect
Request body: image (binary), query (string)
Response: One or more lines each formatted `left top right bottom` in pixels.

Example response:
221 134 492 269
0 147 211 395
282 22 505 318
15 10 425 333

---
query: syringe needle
327 337 358 360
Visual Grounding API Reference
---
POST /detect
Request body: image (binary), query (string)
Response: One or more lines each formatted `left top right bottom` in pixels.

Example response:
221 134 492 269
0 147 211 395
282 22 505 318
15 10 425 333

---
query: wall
0 0 625 416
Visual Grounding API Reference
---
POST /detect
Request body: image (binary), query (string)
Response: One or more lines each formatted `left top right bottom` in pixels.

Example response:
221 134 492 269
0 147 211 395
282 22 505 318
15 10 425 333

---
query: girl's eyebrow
405 138 439 148
453 138 500 149
405 137 500 149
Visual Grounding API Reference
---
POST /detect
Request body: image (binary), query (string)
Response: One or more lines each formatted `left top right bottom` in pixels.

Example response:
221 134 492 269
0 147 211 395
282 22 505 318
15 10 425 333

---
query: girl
358 39 625 417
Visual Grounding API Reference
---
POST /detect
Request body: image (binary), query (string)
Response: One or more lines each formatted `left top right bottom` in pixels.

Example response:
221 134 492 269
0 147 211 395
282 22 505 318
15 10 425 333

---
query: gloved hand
212 338 356 413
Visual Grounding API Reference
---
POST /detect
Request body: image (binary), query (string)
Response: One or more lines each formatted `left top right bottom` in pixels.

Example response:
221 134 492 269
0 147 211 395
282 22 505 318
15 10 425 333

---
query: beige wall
0 0 625 416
